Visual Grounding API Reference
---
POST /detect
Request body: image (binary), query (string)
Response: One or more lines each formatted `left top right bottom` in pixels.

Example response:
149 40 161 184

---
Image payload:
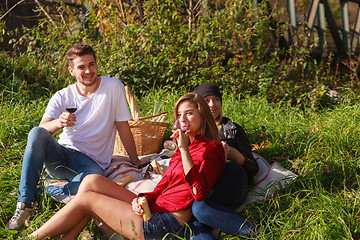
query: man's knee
27 127 51 143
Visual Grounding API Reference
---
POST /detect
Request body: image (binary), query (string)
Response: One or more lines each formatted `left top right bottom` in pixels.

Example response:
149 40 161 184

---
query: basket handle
134 111 168 122
125 86 141 121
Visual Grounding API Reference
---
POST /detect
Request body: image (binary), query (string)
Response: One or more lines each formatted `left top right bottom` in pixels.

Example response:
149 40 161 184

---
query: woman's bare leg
58 174 138 239
29 175 144 240
28 195 91 239
77 174 137 203
59 216 91 240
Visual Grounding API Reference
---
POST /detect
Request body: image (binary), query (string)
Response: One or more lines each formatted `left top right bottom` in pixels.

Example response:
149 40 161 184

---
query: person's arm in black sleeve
229 123 259 180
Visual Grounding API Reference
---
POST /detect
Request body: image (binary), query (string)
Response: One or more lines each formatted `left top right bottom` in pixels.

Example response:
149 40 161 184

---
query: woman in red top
28 93 225 240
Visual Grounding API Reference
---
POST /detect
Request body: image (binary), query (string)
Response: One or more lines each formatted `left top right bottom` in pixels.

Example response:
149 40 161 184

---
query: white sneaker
6 202 34 231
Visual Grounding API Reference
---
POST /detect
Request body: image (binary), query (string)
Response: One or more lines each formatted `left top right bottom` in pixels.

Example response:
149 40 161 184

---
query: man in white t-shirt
6 43 145 231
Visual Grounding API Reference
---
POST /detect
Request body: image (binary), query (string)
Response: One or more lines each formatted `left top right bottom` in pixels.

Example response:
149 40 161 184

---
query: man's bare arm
39 112 76 135
115 121 142 166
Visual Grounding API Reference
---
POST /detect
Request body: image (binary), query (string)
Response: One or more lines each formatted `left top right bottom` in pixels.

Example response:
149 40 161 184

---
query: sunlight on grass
1 88 360 239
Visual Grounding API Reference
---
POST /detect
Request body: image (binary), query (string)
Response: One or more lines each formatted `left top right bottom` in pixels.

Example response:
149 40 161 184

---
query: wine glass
219 124 236 141
65 97 78 131
219 126 230 142
163 119 180 151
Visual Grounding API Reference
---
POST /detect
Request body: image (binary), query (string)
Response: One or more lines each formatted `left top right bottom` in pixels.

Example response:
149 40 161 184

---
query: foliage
1 0 353 109
1 0 360 237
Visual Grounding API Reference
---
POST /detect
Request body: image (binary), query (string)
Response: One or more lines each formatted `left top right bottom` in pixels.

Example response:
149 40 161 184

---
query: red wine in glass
66 108 77 113
65 98 78 131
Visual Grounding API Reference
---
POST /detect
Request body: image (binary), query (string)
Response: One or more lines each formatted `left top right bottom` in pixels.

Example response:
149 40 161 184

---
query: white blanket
48 151 297 204
47 150 172 204
246 153 298 203
46 151 297 239
105 152 298 204
105 150 171 195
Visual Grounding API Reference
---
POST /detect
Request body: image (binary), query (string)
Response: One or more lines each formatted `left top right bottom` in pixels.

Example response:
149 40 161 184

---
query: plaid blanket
45 149 172 204
45 151 297 239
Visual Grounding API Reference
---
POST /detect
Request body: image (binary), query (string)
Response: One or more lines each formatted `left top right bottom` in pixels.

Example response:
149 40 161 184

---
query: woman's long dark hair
173 93 220 142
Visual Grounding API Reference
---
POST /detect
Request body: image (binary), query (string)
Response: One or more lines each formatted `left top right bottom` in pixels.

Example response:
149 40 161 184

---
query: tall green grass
1 88 360 239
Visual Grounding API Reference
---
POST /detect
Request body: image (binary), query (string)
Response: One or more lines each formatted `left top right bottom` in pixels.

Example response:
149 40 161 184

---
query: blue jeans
190 161 252 239
17 127 104 204
142 212 184 240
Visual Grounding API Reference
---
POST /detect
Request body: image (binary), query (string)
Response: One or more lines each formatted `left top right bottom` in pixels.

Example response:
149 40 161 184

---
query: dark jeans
189 161 252 239
143 212 184 240
18 127 104 203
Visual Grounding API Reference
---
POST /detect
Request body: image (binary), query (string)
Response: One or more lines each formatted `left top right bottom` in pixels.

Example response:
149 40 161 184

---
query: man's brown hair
66 43 96 68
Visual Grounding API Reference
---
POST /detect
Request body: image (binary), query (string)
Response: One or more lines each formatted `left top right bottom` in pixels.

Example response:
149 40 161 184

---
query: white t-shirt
43 76 131 169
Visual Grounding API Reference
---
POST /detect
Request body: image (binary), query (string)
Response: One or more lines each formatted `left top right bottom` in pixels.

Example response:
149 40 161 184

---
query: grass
1 87 360 239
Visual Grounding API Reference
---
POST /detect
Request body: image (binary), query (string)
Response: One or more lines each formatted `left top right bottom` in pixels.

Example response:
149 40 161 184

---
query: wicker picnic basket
113 86 170 156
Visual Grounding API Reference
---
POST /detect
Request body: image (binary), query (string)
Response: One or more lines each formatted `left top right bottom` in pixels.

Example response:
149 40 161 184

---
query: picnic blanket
246 153 298 203
46 149 173 204
45 151 297 239
105 149 172 195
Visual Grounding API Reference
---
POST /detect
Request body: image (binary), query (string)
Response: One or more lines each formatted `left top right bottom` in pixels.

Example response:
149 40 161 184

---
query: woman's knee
78 174 103 192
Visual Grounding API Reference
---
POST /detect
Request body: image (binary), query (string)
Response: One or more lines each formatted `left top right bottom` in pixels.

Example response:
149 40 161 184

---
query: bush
0 0 353 108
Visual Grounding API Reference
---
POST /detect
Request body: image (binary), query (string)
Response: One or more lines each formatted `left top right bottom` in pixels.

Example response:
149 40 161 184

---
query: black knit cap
194 83 222 103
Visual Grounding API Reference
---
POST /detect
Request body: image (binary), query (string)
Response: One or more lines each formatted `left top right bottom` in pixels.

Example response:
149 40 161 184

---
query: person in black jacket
190 83 259 239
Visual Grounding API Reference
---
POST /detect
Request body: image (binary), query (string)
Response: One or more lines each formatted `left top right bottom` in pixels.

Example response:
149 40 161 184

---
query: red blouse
141 135 225 212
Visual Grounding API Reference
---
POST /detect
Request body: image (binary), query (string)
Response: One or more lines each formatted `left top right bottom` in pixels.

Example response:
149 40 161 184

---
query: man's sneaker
6 202 33 231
